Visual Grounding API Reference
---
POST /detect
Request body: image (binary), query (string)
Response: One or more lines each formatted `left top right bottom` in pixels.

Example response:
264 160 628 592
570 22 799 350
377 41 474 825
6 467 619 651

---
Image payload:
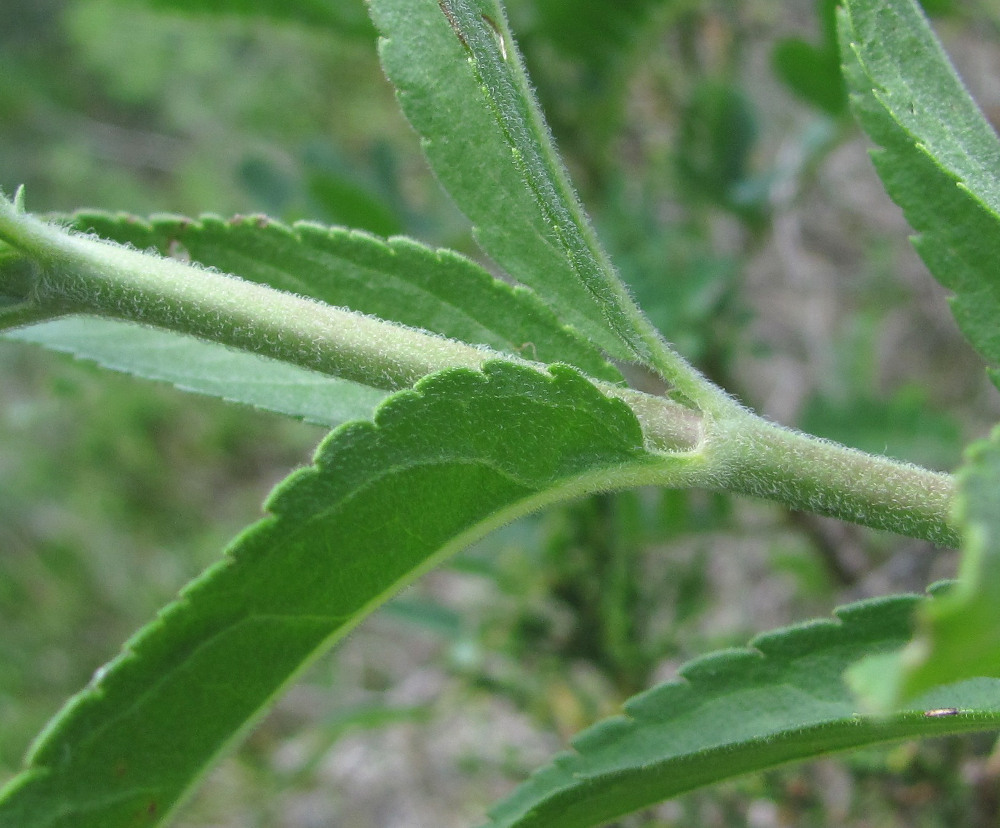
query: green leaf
850 426 1000 710
370 0 651 362
64 211 621 383
485 594 1000 828
834 0 1000 706
905 428 1000 691
838 0 1000 385
772 0 847 116
772 40 846 116
0 361 677 828
4 317 386 428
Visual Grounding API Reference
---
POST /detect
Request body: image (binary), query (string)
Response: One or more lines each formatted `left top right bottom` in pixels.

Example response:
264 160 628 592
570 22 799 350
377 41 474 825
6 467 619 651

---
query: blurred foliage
503 0 671 192
135 0 376 36
597 186 745 367
2 0 1000 824
772 0 847 117
771 0 960 118
675 79 763 219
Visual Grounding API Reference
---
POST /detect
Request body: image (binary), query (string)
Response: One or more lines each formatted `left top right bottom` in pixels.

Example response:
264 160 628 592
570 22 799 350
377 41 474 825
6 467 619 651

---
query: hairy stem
0 200 706 452
0 198 958 544
708 414 959 547
0 200 498 388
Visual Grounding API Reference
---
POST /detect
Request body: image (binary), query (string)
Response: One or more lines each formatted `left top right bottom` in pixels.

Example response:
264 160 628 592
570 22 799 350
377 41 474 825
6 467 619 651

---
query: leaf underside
370 0 645 361
5 317 387 428
0 362 661 828
486 593 1000 828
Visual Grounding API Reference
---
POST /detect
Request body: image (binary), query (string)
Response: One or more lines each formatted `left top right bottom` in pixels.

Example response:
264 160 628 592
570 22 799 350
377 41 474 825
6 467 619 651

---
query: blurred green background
2 0 1000 825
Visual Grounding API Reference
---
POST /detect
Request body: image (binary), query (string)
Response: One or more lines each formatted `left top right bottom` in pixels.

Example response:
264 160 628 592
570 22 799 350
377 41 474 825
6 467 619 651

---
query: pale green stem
0 201 496 390
706 414 959 547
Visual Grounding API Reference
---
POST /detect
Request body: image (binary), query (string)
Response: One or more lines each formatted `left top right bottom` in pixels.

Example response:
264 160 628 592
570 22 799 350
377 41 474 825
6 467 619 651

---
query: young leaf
5 317 387 428
64 211 620 383
850 426 1000 710
903 427 1000 692
0 361 689 828
838 0 1000 386
369 0 652 362
485 594 1000 828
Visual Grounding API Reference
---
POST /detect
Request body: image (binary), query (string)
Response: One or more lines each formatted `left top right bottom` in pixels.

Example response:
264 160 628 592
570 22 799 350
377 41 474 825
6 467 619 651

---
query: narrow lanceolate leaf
486 594 1000 828
65 211 620 383
0 362 680 828
838 0 1000 386
5 318 387 428
850 426 1000 710
370 0 649 362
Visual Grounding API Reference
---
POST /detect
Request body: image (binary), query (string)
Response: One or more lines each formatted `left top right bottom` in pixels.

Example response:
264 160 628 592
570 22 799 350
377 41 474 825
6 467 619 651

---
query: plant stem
0 198 959 545
0 200 706 452
0 200 497 389
708 414 959 547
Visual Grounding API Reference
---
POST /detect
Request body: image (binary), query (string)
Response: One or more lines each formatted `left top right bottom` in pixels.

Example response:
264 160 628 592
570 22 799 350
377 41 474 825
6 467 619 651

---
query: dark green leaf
0 361 672 827
772 0 847 116
486 594 1000 828
772 39 846 116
